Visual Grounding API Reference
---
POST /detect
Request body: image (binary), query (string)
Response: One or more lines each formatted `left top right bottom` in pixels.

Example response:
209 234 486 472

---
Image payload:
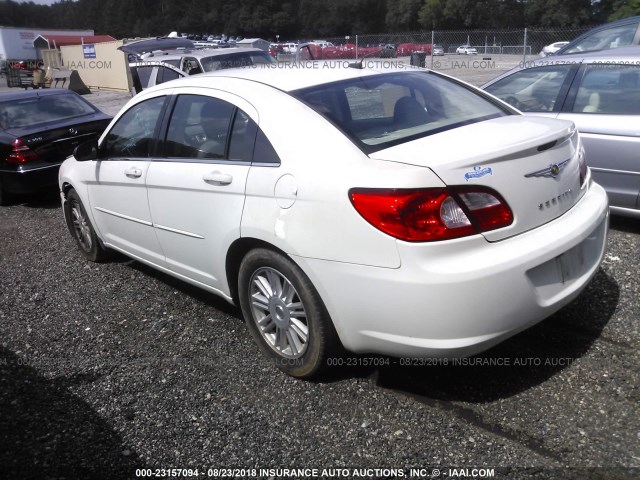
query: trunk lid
6 114 111 164
369 116 585 241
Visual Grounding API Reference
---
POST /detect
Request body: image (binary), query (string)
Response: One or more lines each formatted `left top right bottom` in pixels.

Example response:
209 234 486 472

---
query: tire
238 248 339 378
65 188 109 262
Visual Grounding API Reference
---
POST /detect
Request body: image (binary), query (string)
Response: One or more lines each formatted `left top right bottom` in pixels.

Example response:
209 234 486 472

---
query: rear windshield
200 52 276 72
0 93 96 129
292 72 508 153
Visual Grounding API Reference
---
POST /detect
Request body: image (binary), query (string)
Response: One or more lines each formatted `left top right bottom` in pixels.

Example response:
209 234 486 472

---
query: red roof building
33 35 116 49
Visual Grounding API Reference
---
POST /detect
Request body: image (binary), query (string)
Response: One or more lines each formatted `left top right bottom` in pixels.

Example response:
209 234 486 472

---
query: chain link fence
283 27 591 61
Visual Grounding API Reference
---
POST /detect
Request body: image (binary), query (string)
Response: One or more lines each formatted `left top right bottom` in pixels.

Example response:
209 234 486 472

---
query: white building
0 26 94 61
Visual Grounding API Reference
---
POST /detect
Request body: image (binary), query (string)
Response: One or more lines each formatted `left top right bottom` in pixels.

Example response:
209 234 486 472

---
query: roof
183 62 407 92
34 35 116 47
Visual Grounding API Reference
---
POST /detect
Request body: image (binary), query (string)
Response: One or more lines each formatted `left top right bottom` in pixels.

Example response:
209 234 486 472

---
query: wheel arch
225 237 291 305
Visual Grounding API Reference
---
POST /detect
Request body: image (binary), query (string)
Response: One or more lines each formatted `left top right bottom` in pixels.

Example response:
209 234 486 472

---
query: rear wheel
65 188 108 262
238 248 338 378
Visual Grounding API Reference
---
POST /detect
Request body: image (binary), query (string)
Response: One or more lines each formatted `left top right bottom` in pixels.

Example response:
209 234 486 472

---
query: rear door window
156 66 182 85
571 64 640 114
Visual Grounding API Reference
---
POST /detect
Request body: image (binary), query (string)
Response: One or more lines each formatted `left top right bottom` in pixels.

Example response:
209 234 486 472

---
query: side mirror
73 139 99 162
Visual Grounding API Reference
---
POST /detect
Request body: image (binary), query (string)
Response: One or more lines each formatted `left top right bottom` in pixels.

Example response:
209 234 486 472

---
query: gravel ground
1 59 639 480
1 194 639 480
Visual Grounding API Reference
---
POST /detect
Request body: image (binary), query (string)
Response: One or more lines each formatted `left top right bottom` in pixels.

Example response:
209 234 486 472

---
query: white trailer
0 26 94 61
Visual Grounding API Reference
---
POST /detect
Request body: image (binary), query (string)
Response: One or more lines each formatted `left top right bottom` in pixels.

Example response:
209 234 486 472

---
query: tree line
0 0 638 40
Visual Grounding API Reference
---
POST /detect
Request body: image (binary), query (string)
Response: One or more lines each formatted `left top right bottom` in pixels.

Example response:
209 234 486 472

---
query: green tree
609 0 640 20
385 0 423 31
524 0 592 27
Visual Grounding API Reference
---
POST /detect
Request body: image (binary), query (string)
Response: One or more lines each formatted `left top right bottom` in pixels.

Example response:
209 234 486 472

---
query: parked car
121 38 275 77
456 45 478 55
59 67 608 378
0 89 111 205
282 42 298 54
540 41 569 57
555 15 640 55
139 47 276 75
397 43 433 56
129 61 186 93
482 46 640 218
377 44 397 58
432 45 445 56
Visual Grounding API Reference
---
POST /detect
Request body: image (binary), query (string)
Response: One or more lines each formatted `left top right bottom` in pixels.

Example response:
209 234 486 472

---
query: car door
88 93 168 265
558 63 640 211
483 64 579 116
146 90 258 292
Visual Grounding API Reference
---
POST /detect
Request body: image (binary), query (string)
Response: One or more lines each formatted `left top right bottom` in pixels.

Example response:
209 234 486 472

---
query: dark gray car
482 46 640 218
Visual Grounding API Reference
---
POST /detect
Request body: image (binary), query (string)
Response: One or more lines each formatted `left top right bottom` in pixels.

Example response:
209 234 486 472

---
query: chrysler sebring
59 66 609 378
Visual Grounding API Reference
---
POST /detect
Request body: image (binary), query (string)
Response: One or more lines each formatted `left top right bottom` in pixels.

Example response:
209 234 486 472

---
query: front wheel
238 248 339 378
65 188 109 262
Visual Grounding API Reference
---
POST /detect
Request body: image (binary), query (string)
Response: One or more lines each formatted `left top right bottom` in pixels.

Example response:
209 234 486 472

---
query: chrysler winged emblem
69 128 78 135
524 159 570 178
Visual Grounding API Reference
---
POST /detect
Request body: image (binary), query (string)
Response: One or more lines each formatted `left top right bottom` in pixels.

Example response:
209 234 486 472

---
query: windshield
292 72 508 153
200 52 276 72
0 93 96 129
562 21 639 54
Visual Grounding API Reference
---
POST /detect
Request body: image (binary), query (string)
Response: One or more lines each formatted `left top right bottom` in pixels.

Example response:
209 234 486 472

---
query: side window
484 65 574 112
102 96 166 158
252 128 281 165
572 65 640 114
156 66 181 85
134 66 153 89
182 57 202 75
228 109 257 162
164 95 234 159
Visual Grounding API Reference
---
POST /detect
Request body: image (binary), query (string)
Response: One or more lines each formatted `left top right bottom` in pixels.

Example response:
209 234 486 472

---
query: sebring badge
524 159 570 178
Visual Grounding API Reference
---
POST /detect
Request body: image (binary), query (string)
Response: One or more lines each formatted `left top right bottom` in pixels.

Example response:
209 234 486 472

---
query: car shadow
14 188 61 210
105 253 618 402
609 215 639 235
127 260 243 320
318 269 619 402
0 346 146 479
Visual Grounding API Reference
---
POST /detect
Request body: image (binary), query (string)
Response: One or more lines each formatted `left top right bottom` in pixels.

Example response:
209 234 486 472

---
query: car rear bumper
0 163 61 194
293 181 609 358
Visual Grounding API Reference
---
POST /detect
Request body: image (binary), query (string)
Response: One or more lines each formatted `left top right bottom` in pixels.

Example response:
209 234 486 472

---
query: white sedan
456 45 478 55
540 41 569 57
59 66 609 378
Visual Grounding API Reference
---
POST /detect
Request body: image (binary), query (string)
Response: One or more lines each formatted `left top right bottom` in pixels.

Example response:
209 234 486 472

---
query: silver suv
140 47 275 75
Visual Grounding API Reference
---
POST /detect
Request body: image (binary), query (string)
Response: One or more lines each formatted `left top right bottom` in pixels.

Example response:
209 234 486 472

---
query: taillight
6 138 38 164
349 186 513 242
578 146 588 187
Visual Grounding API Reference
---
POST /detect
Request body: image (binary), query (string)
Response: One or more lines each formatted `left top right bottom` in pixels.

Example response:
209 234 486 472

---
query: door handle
203 171 233 185
124 166 142 178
